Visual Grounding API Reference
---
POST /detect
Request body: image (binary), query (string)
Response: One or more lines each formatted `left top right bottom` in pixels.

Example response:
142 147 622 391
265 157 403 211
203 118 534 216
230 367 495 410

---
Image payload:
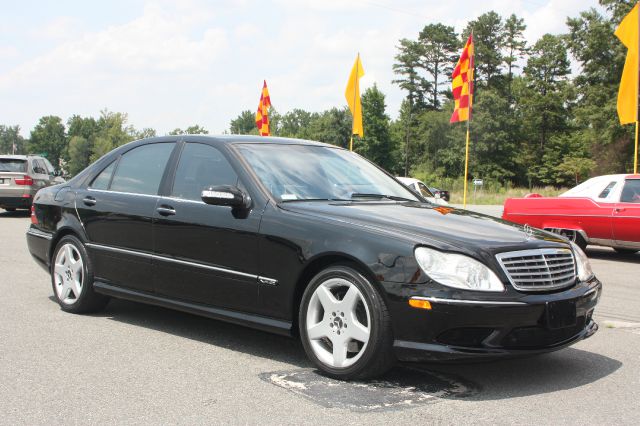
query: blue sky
1 0 601 136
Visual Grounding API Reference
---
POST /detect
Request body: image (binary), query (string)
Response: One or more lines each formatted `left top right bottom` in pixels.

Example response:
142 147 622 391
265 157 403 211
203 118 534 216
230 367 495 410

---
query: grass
409 172 568 205
449 186 567 205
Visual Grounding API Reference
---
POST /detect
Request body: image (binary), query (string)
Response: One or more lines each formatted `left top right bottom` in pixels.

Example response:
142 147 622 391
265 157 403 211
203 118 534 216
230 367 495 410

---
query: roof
396 176 420 185
139 134 335 148
0 155 28 160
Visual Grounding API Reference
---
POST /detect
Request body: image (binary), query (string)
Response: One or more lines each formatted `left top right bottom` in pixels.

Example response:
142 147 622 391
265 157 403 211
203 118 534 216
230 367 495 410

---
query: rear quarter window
0 159 27 173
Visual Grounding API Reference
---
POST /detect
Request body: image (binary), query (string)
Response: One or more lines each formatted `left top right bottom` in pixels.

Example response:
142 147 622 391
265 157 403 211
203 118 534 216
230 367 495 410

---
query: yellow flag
615 3 639 125
345 54 365 137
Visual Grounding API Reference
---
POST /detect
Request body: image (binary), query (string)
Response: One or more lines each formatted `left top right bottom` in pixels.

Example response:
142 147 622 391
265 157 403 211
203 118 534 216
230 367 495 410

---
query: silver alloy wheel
53 243 84 305
305 277 371 368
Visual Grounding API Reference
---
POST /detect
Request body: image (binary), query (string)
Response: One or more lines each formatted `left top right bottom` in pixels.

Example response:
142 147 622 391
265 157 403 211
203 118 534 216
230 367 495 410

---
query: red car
503 174 640 254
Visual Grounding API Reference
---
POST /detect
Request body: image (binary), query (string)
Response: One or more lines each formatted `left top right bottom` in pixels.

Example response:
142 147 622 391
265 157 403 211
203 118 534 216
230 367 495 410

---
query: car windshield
0 159 27 172
236 143 420 202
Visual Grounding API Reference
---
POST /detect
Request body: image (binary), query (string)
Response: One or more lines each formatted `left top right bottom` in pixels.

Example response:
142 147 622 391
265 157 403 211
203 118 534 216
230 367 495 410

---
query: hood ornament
523 224 534 240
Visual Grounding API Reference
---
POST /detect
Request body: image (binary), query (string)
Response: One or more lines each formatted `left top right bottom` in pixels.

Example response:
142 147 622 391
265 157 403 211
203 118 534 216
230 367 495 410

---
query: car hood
279 201 567 254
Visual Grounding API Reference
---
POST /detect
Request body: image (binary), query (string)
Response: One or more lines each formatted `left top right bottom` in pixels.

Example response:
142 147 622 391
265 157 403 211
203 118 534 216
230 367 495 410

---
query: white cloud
0 0 601 136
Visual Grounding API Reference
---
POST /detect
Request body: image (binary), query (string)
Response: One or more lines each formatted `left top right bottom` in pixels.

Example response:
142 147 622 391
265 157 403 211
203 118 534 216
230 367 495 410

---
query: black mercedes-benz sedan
26 135 601 379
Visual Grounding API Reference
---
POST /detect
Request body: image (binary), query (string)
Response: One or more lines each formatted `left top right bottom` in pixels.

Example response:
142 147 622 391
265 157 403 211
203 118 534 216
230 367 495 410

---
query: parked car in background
503 174 640 254
27 135 600 380
429 187 450 202
396 177 449 205
0 155 64 212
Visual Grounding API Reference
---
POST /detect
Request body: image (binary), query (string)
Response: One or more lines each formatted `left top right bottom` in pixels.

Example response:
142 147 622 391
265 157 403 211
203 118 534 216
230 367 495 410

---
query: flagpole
463 30 474 208
350 53 360 151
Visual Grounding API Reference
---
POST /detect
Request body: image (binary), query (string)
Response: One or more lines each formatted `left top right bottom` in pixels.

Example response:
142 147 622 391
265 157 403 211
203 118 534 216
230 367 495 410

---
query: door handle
83 196 96 206
615 207 626 212
157 206 176 216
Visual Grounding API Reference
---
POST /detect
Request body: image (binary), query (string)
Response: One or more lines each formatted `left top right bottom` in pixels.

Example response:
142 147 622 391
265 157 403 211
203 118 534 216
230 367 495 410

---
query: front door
75 142 176 292
613 178 640 249
152 142 261 311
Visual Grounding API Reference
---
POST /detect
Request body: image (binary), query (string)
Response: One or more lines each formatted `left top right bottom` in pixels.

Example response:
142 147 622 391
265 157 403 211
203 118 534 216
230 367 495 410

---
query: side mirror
201 185 251 209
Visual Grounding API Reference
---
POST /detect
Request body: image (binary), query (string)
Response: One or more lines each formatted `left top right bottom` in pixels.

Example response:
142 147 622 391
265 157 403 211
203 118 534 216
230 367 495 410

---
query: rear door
152 141 261 311
613 178 640 248
75 142 176 293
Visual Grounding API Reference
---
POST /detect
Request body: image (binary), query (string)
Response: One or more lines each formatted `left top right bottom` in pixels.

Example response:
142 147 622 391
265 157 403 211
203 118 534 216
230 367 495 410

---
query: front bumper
385 278 602 362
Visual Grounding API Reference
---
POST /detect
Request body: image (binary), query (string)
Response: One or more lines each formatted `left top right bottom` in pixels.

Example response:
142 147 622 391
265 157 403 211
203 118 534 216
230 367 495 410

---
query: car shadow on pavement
84 298 622 403
95 298 311 368
416 346 622 401
586 247 640 264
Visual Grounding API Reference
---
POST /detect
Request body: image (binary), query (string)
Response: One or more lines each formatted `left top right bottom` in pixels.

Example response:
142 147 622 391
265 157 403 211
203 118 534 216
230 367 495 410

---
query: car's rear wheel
51 235 109 313
299 265 395 380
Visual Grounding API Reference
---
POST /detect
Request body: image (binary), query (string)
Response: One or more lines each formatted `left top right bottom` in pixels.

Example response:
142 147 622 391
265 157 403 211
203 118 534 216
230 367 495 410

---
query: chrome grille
495 248 576 292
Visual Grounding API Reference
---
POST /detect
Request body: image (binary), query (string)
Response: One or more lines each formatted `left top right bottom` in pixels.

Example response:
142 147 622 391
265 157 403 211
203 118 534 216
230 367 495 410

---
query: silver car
0 155 64 212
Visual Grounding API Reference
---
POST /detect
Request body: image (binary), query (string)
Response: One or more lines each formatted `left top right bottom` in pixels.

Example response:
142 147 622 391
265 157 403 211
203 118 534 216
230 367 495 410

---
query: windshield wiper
350 193 415 202
280 198 349 202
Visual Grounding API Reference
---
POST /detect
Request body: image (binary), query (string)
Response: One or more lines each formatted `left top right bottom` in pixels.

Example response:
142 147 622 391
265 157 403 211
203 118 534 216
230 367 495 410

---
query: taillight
31 205 38 224
15 175 34 185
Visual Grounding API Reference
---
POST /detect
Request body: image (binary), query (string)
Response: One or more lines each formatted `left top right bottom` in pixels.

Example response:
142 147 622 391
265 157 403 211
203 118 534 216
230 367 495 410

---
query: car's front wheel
51 235 109 313
299 265 395 380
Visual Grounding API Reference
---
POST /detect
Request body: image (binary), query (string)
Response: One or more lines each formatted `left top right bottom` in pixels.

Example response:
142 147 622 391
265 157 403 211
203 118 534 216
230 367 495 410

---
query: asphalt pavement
1 208 639 425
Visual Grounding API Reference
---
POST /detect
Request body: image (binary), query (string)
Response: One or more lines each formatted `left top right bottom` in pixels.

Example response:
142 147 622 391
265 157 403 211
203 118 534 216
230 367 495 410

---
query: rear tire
299 265 395 380
51 235 110 314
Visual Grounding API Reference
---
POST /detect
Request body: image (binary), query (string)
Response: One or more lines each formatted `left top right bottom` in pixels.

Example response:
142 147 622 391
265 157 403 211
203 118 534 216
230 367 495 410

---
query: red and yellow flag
450 34 474 123
255 80 271 136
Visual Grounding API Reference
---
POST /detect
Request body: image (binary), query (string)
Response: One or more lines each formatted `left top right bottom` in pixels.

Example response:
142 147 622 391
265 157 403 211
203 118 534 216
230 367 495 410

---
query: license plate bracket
545 301 577 329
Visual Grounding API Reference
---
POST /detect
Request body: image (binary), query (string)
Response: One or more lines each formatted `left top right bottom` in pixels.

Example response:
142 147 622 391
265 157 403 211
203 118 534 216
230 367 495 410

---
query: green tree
0 125 26 155
359 85 398 172
392 38 429 111
308 107 352 149
464 11 504 87
503 14 527 98
279 109 316 138
29 116 67 169
134 128 157 139
229 110 258 135
169 125 208 135
67 136 92 176
567 6 630 174
89 110 135 162
418 23 458 110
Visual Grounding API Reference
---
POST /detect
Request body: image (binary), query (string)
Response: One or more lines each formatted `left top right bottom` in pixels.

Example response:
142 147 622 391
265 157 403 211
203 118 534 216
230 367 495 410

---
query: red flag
255 80 272 136
450 34 474 123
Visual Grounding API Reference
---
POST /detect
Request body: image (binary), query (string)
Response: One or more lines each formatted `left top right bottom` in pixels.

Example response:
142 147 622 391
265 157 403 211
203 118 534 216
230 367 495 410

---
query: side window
620 179 640 203
417 182 434 198
171 143 238 201
42 158 56 175
90 161 117 190
110 143 174 195
32 159 47 174
598 181 617 199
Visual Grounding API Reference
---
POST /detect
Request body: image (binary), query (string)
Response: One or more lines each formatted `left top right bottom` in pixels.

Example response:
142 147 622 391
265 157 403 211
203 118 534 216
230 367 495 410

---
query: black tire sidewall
51 235 95 313
299 265 390 379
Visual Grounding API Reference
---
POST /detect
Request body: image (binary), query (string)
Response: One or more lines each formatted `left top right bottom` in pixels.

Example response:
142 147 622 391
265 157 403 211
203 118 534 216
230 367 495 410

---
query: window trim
105 142 175 196
167 141 242 202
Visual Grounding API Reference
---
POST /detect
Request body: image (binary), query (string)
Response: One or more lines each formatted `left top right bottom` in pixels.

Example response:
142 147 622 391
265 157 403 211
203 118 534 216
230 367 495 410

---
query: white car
396 177 449 205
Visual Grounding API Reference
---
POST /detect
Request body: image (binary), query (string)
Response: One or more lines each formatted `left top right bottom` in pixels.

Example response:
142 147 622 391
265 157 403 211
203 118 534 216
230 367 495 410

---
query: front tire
299 265 395 380
51 235 109 313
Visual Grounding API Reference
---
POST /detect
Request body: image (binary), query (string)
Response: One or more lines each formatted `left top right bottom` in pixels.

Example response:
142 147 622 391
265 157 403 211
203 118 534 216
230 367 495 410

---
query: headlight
570 242 594 281
414 247 505 292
